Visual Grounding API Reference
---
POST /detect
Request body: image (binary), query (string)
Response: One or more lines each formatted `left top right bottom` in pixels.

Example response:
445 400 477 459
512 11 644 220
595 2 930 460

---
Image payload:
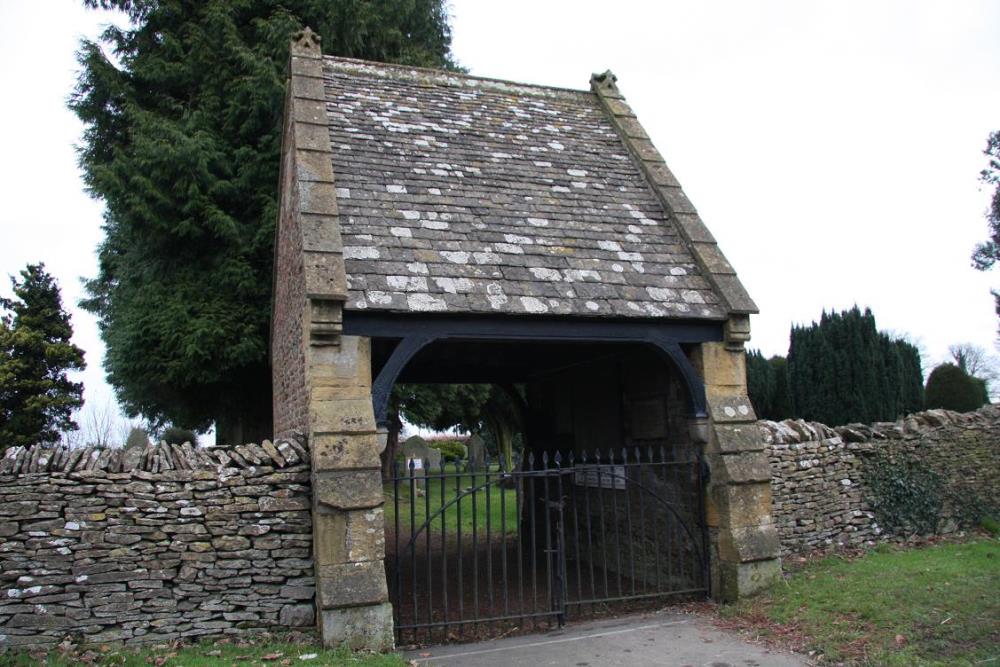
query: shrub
161 426 198 446
429 439 466 462
125 427 149 449
924 363 987 412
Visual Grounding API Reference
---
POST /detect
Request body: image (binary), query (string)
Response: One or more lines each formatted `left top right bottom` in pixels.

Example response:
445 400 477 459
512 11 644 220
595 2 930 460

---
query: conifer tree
787 307 923 426
72 1 458 443
0 265 86 449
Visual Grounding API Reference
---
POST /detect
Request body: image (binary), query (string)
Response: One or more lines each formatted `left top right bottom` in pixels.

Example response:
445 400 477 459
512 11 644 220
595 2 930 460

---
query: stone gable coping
590 70 758 317
282 28 347 346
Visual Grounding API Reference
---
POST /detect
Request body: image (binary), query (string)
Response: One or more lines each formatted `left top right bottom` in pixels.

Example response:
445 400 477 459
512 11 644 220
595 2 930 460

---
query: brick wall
0 441 314 649
763 406 1000 557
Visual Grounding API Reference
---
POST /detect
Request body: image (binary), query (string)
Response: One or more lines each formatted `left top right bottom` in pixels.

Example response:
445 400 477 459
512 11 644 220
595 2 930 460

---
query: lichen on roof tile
320 56 728 320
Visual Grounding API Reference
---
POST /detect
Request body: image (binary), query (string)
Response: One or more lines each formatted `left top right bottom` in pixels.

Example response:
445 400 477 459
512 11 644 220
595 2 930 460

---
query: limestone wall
0 440 315 649
763 406 1000 557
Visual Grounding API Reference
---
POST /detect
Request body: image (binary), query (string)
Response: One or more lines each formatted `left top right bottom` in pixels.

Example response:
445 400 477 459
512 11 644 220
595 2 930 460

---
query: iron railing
386 446 707 645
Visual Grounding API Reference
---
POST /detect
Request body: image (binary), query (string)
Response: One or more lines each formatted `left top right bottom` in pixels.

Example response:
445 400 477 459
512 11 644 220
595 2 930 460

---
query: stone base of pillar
718 558 782 602
320 603 394 650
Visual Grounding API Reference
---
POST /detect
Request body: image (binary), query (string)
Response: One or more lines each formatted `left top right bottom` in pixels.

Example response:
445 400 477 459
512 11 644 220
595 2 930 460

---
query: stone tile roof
318 56 753 319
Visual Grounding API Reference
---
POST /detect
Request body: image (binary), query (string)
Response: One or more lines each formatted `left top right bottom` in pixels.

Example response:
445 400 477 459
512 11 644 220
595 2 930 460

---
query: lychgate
271 28 779 650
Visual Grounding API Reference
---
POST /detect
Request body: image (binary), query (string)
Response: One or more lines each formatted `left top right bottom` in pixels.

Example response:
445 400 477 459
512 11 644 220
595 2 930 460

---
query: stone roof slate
318 56 750 320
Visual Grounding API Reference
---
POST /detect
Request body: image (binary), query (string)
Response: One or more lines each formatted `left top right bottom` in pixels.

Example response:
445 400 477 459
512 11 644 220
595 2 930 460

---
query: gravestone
400 435 441 473
465 433 486 472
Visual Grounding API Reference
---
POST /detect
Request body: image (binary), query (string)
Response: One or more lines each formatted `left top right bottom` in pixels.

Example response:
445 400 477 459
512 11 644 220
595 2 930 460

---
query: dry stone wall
0 440 315 649
763 406 1000 557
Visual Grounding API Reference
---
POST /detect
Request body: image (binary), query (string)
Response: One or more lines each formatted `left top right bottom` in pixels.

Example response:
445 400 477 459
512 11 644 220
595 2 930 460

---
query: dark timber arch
343 312 718 427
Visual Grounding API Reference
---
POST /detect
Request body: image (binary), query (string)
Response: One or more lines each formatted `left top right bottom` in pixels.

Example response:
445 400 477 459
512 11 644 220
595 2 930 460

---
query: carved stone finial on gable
590 70 620 95
292 26 322 57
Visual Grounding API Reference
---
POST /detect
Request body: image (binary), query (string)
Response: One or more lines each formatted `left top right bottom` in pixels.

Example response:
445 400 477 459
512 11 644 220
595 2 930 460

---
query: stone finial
590 70 620 95
292 26 322 57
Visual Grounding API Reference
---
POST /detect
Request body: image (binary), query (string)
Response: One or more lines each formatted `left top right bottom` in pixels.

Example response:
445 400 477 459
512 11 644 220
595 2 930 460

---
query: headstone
399 435 441 473
465 433 486 472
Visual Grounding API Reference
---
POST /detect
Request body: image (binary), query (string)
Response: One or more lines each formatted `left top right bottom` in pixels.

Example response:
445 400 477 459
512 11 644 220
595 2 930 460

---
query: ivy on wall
862 450 943 535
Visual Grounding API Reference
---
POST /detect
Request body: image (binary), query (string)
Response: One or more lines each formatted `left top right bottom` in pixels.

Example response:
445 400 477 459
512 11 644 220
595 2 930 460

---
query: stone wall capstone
763 406 1000 557
0 440 315 649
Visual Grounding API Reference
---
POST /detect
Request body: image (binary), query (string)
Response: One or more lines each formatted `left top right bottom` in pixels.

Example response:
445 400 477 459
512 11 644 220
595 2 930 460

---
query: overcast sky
1 1 999 429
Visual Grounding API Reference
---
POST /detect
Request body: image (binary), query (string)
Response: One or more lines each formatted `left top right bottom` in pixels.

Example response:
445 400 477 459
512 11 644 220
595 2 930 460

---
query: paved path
405 611 808 667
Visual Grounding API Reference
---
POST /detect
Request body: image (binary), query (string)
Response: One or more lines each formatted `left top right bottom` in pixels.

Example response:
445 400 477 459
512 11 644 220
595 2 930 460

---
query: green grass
720 538 1000 666
384 467 519 539
0 635 406 667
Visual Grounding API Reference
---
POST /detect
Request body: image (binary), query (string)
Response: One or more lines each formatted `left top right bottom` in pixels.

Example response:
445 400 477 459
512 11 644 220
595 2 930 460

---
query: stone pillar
275 28 393 649
690 325 781 601
308 335 392 649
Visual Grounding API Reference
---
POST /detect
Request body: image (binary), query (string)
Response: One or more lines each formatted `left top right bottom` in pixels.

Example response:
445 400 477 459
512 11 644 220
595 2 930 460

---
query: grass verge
0 633 407 667
718 537 999 666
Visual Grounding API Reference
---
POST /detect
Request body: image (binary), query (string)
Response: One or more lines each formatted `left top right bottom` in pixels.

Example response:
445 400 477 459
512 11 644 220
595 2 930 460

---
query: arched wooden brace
369 332 708 428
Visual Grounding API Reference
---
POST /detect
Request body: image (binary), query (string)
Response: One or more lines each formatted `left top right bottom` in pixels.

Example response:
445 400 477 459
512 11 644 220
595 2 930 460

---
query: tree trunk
215 373 273 446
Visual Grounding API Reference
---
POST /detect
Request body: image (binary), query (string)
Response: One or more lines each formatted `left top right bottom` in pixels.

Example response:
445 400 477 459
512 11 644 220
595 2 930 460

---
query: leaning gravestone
465 433 486 472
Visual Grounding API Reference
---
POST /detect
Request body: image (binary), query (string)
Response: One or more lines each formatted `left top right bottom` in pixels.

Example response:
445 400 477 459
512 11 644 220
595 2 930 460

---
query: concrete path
405 611 808 667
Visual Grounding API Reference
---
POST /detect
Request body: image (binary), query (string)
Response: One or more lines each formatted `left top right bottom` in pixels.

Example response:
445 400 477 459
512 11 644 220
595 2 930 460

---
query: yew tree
71 0 457 442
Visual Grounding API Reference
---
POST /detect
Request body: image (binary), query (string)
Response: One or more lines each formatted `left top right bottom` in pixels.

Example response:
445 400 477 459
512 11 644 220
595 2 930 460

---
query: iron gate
385 446 708 645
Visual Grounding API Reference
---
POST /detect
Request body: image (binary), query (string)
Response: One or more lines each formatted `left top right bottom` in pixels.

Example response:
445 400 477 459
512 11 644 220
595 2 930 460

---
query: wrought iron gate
385 447 708 645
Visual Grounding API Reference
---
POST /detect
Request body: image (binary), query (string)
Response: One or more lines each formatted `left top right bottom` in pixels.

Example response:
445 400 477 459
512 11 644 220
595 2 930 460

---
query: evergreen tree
787 307 923 426
745 349 774 418
971 130 1000 332
768 356 794 420
72 0 458 443
0 265 87 449
925 363 987 413
745 351 793 421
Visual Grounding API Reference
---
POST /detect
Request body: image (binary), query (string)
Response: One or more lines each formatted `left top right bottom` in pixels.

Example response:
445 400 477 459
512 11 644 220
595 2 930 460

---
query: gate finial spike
554 451 562 467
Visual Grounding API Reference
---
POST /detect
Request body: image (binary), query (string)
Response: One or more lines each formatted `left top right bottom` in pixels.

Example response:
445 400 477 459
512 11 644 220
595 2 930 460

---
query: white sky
1 0 999 428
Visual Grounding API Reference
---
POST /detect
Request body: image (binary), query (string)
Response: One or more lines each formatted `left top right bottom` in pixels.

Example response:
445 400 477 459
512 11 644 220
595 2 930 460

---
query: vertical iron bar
596 451 610 601
440 458 448 632
635 447 649 597
554 452 567 627
697 451 710 595
456 459 464 633
424 458 433 643
541 451 553 627
648 446 662 594
623 448 637 598
500 455 509 617
393 459 401 637
582 450 597 613
662 446 673 589
516 459 526 623
569 451 582 612
528 452 539 619
485 453 494 618
472 460 479 622
409 459 418 638
672 455 683 587
609 448 624 598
